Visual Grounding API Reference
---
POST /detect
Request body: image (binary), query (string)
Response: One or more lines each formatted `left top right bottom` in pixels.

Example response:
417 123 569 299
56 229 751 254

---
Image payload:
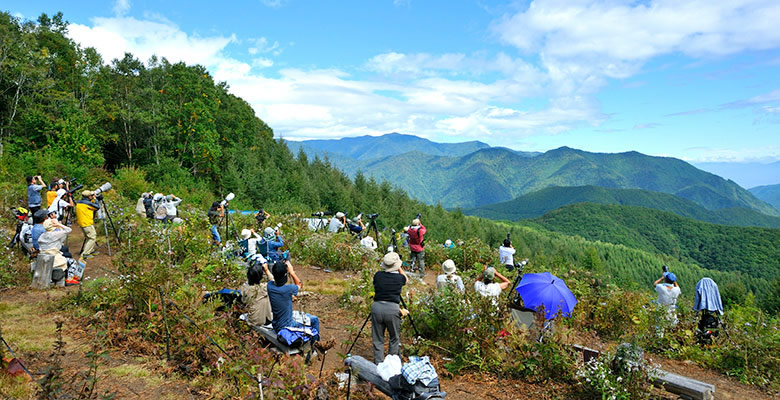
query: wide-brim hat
240 229 252 240
442 259 456 275
382 252 402 272
43 218 56 232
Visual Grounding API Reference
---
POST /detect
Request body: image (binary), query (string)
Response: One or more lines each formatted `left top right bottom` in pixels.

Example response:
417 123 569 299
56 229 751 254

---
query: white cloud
252 57 274 68
113 0 130 17
248 37 280 56
260 0 287 8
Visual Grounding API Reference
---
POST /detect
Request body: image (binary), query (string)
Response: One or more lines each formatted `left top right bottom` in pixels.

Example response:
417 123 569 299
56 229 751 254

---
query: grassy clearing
0 301 56 353
305 277 349 295
0 373 36 399
104 363 165 387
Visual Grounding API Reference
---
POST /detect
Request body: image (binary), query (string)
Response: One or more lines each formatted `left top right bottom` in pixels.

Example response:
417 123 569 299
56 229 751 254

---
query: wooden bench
250 324 314 357
344 355 447 399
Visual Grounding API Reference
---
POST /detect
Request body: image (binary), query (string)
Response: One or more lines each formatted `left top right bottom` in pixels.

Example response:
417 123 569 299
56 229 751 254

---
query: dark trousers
371 301 401 364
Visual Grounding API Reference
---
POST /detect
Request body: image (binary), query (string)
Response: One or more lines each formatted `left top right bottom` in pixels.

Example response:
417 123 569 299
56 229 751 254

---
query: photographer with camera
436 259 464 292
163 194 182 222
499 235 516 268
26 175 46 214
654 266 681 325
267 260 320 339
31 209 49 255
348 213 366 235
475 265 511 307
262 225 285 262
46 178 60 209
47 180 73 219
39 214 75 285
135 192 152 218
75 190 101 259
328 212 347 233
407 217 426 275
255 208 270 230
371 252 409 364
208 201 225 246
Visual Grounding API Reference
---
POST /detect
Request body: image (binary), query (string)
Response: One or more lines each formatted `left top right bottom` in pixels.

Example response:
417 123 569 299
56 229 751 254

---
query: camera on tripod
311 211 334 217
93 182 113 201
366 213 379 219
220 192 235 207
416 213 422 220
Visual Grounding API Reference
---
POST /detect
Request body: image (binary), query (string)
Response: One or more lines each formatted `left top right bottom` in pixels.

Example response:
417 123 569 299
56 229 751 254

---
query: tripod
96 197 121 256
506 260 528 305
361 216 383 251
345 296 422 356
223 206 240 245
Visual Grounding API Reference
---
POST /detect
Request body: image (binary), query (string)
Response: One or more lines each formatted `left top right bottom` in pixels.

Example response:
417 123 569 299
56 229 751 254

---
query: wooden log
31 254 54 289
651 368 715 400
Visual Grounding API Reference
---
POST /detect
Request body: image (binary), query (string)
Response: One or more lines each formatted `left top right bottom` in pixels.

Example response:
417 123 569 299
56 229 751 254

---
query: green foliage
576 349 655 400
112 166 151 200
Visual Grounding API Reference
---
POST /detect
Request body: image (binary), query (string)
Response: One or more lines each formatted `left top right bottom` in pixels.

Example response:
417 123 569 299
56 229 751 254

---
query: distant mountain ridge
282 133 780 216
465 185 780 228
694 161 780 188
750 184 780 210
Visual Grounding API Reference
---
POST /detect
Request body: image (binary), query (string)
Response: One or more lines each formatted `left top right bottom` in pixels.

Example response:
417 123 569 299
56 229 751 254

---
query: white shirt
47 189 70 214
436 274 464 292
655 284 681 306
499 246 516 265
474 280 502 306
328 217 344 233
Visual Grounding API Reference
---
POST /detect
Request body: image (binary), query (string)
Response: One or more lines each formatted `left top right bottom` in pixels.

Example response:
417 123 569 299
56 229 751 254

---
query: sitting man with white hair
436 259 464 292
328 212 346 233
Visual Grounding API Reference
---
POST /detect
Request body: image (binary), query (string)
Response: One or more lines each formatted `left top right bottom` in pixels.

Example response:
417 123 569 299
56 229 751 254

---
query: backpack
143 198 154 218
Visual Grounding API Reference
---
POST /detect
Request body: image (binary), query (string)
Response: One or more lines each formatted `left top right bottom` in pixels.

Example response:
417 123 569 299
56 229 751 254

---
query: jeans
210 224 220 243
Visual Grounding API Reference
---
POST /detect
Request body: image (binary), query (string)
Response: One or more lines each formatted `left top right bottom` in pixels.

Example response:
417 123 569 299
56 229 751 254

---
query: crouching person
267 260 320 345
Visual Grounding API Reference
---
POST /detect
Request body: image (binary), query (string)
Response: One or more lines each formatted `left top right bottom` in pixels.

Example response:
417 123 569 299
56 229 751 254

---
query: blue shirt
32 223 46 250
267 282 298 333
27 184 44 207
265 236 283 252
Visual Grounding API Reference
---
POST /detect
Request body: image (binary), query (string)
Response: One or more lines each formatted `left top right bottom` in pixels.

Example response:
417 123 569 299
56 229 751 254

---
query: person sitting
267 260 320 338
262 226 284 262
474 266 511 307
328 212 346 233
371 252 409 364
654 272 681 325
163 194 182 222
443 239 454 249
436 259 464 292
31 209 49 255
499 238 516 268
241 263 273 326
240 229 269 267
348 214 366 235
38 217 74 284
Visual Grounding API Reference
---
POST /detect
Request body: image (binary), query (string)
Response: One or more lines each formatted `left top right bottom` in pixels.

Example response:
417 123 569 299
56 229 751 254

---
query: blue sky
10 0 780 164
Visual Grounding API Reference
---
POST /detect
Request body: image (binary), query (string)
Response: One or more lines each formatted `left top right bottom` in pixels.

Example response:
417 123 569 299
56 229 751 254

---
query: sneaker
91 251 100 256
83 254 94 259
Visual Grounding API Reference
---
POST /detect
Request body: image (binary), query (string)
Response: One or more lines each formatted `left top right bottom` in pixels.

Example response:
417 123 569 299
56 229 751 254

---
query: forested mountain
750 184 780 210
465 185 780 228
528 203 780 282
327 145 779 215
285 132 499 160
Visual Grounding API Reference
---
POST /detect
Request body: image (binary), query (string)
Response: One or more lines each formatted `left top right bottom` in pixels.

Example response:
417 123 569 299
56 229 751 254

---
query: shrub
113 166 151 200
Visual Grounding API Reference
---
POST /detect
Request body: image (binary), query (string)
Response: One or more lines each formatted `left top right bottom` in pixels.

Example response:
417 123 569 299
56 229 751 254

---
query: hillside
528 203 780 282
333 145 779 215
465 185 780 228
285 132 495 160
750 184 780 210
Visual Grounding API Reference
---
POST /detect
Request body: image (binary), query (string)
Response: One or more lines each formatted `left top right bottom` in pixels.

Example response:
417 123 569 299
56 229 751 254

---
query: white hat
442 259 456 275
445 239 453 247
153 193 163 201
335 212 345 218
263 227 275 239
241 229 252 240
412 219 420 226
381 252 402 272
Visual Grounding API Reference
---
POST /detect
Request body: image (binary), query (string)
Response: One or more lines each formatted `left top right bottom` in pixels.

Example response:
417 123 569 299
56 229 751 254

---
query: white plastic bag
376 354 402 381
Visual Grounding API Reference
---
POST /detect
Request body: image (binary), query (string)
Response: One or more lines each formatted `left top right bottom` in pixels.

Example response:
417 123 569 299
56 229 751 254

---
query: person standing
26 175 46 214
208 201 224 246
75 190 100 259
371 252 408 364
499 238 516 267
654 272 681 325
407 218 426 274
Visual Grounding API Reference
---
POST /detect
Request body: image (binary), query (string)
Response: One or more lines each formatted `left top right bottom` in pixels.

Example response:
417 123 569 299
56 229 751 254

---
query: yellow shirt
75 201 98 227
47 190 58 207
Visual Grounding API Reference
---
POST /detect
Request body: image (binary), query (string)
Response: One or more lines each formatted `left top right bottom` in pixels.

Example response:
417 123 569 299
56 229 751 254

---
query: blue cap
666 272 677 282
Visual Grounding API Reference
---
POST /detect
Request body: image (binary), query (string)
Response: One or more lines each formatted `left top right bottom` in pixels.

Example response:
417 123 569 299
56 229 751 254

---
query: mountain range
749 184 780 210
465 185 780 228
283 133 780 217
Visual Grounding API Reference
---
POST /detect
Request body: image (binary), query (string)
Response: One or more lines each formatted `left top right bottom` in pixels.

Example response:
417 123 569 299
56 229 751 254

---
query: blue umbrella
516 272 577 320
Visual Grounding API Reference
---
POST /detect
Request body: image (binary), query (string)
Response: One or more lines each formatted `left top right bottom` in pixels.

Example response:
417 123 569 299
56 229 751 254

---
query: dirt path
2 229 775 399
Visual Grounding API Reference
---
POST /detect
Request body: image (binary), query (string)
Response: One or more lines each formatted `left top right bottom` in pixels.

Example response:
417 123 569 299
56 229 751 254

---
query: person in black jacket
371 251 408 364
